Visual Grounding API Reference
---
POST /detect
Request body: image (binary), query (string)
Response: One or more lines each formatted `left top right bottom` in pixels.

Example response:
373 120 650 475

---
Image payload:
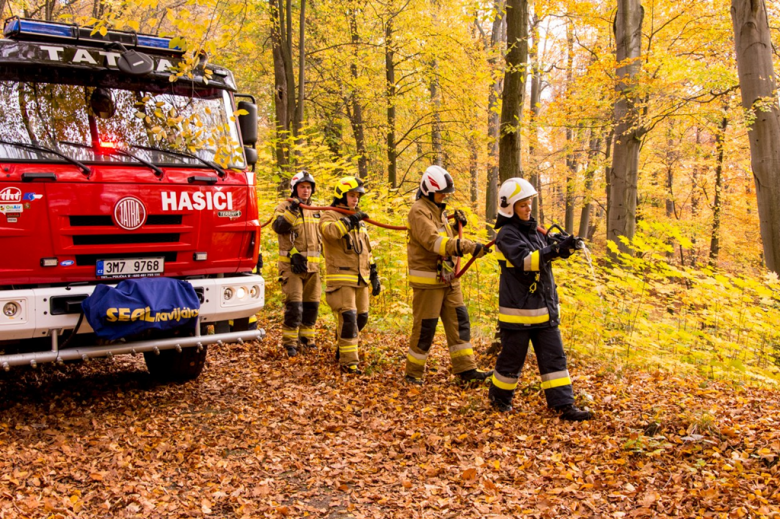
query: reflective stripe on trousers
405 285 477 378
489 326 574 408
326 285 369 366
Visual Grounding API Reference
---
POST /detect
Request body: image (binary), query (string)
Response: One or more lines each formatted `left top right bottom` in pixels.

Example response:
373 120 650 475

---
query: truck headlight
250 285 259 298
236 287 247 300
224 287 234 301
3 302 19 317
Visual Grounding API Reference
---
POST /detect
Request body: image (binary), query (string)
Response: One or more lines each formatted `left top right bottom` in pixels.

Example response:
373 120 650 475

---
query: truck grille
73 233 180 245
69 215 183 226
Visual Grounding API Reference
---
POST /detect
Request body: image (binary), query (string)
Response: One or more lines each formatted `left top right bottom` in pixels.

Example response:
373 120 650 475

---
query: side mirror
244 146 258 167
237 100 258 146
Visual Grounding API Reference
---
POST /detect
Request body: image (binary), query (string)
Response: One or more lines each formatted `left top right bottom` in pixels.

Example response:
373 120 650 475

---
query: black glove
473 242 491 259
289 198 301 213
453 209 468 228
369 264 381 296
556 234 577 258
290 253 308 274
342 211 369 231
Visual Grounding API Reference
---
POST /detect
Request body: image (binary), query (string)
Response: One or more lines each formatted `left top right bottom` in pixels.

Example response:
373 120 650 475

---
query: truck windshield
0 81 245 170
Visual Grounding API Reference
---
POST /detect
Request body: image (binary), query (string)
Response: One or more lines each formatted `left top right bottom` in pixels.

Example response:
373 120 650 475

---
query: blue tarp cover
81 278 200 340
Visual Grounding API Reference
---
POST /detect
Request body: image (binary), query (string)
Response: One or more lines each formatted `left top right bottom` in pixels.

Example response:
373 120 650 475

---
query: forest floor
1 317 779 518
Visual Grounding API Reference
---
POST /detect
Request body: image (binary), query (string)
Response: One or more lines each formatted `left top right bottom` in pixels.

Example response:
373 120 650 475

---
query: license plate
96 257 164 279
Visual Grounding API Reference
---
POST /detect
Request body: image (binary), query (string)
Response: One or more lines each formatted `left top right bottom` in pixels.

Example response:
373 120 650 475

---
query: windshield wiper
129 144 226 179
60 141 164 179
0 139 91 176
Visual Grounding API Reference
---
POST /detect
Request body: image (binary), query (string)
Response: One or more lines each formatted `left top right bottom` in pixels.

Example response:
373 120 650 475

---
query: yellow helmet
333 176 365 199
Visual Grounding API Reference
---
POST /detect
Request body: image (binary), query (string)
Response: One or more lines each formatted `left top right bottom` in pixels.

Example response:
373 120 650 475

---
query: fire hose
260 200 581 279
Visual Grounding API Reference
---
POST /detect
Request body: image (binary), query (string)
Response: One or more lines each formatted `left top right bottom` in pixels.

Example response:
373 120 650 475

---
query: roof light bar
3 17 185 55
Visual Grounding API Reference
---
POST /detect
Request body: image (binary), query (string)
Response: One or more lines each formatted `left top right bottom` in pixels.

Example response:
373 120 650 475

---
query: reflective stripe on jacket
320 206 373 288
495 216 561 329
271 200 322 274
406 197 476 289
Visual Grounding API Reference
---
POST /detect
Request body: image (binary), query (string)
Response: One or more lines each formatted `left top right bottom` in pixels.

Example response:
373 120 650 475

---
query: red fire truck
0 18 264 380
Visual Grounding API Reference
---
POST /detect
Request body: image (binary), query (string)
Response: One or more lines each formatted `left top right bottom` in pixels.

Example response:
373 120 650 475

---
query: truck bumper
0 328 265 369
0 275 265 341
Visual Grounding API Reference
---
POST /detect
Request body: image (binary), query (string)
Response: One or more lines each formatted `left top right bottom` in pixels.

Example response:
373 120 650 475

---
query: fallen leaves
0 320 778 517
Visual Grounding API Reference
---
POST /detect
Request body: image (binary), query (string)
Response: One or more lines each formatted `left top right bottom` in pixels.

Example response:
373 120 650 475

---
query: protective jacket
495 215 562 329
271 200 322 273
407 196 477 289
320 205 373 288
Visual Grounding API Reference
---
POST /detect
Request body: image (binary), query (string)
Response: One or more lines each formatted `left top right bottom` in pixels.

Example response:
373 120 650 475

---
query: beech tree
607 0 644 253
731 0 780 272
498 0 527 185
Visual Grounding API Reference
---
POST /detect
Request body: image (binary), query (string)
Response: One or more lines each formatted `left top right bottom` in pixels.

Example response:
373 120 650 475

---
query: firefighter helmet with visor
419 165 455 198
290 170 316 198
333 176 365 199
497 178 538 218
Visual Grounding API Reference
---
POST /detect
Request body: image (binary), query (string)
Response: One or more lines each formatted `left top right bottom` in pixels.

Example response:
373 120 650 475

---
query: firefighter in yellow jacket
320 176 381 374
404 165 493 385
271 171 322 357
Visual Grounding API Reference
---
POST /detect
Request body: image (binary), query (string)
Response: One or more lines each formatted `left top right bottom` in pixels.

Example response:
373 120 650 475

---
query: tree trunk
283 0 296 139
469 137 479 205
709 113 728 267
731 0 780 272
578 131 602 239
498 0 528 183
347 7 368 178
269 0 291 170
691 127 702 217
430 73 443 166
564 25 576 234
485 0 505 226
92 0 104 19
385 16 398 187
607 0 644 253
664 129 676 218
292 0 306 139
528 12 543 223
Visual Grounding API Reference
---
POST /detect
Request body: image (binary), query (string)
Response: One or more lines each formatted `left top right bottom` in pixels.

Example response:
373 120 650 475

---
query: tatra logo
38 45 175 73
0 187 22 203
113 197 147 231
162 191 233 211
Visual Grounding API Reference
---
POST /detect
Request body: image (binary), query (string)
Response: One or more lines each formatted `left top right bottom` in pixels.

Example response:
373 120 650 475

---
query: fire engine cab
0 18 264 380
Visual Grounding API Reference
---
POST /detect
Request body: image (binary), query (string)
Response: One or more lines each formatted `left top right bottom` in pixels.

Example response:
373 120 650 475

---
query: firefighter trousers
404 285 477 378
281 270 321 349
488 326 574 409
325 285 369 366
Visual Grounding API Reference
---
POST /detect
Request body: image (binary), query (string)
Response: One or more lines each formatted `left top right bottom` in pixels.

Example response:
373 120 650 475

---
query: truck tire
144 345 208 382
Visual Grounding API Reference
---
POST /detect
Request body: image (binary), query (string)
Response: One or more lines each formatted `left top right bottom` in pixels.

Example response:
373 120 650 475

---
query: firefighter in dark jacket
320 176 381 375
404 165 493 385
271 171 322 357
489 177 592 421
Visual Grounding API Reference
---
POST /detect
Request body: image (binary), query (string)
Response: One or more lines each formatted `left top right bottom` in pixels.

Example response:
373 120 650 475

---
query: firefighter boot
286 345 298 358
488 385 513 413
555 404 592 422
404 375 423 385
458 369 493 385
341 364 362 375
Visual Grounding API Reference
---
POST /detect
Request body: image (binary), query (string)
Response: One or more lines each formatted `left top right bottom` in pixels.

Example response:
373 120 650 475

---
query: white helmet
420 165 455 198
497 178 537 218
290 170 316 197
